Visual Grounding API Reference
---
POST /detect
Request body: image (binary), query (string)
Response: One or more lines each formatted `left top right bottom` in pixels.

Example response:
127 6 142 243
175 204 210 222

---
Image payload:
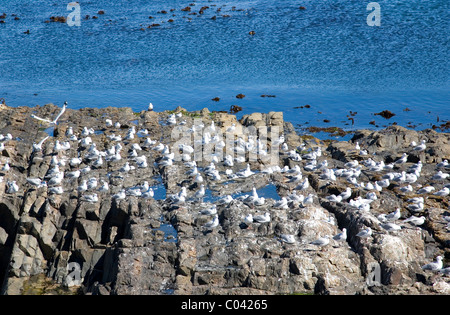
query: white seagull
280 234 296 244
356 227 372 239
310 235 330 249
203 215 219 230
332 228 347 244
253 212 271 223
422 256 443 271
403 215 425 227
413 140 426 152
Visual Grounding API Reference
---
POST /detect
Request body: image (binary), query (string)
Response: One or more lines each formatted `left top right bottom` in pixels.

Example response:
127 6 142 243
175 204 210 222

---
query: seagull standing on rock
203 215 219 230
394 153 408 165
253 212 271 223
356 227 372 242
413 140 427 152
403 215 425 227
332 228 347 245
280 234 296 244
422 256 443 272
310 235 330 250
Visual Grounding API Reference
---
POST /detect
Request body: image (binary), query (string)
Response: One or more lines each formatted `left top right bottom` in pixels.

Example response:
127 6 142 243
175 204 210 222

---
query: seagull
81 193 98 203
126 187 142 197
93 156 104 168
2 163 10 172
303 194 315 206
432 171 449 181
403 215 425 227
356 227 372 239
48 186 64 195
338 187 352 201
199 205 217 216
142 188 154 199
135 155 147 168
274 197 289 209
345 160 359 168
69 157 82 167
399 185 413 194
310 235 330 249
253 212 271 223
407 202 424 213
217 195 233 205
280 234 296 244
203 215 219 230
434 187 449 197
236 164 254 178
376 179 390 188
113 190 126 200
422 256 443 271
407 196 424 204
224 155 234 167
385 208 401 222
87 178 98 190
119 162 134 173
47 172 64 186
66 170 80 179
380 222 402 232
32 136 50 153
417 186 435 194
332 228 347 244
394 153 408 165
98 180 109 193
295 178 310 191
436 160 449 169
148 102 153 111
6 181 19 194
326 194 343 203
243 214 253 227
31 101 67 125
26 178 47 188
193 185 206 200
413 140 427 152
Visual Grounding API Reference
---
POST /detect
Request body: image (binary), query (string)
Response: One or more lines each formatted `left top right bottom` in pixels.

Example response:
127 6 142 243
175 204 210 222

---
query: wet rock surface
0 103 448 295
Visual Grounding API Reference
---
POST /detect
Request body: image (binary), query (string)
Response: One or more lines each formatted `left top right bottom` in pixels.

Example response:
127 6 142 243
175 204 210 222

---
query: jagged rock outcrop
0 104 448 295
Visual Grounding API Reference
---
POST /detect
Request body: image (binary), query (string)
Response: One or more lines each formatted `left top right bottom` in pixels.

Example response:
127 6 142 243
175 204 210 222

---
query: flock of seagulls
1 102 162 204
0 101 447 279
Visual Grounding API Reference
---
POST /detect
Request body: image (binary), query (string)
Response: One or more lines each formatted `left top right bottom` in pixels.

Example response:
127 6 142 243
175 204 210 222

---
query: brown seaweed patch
374 110 396 119
305 126 349 137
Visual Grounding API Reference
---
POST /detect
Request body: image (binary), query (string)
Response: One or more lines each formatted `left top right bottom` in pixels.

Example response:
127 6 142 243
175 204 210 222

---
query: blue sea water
0 0 448 134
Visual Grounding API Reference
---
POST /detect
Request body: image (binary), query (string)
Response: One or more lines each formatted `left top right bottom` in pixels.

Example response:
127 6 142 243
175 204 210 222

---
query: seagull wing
52 104 67 124
31 114 52 124
38 136 50 146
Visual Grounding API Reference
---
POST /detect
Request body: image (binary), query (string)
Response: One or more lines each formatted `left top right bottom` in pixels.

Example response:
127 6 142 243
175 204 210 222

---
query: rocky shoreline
0 103 448 295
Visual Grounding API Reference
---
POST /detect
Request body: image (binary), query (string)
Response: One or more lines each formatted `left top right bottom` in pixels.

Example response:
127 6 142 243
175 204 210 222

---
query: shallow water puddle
43 126 55 137
150 175 167 200
152 214 178 243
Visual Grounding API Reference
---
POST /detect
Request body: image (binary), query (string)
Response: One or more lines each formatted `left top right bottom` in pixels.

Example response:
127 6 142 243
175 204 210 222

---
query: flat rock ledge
0 104 448 295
